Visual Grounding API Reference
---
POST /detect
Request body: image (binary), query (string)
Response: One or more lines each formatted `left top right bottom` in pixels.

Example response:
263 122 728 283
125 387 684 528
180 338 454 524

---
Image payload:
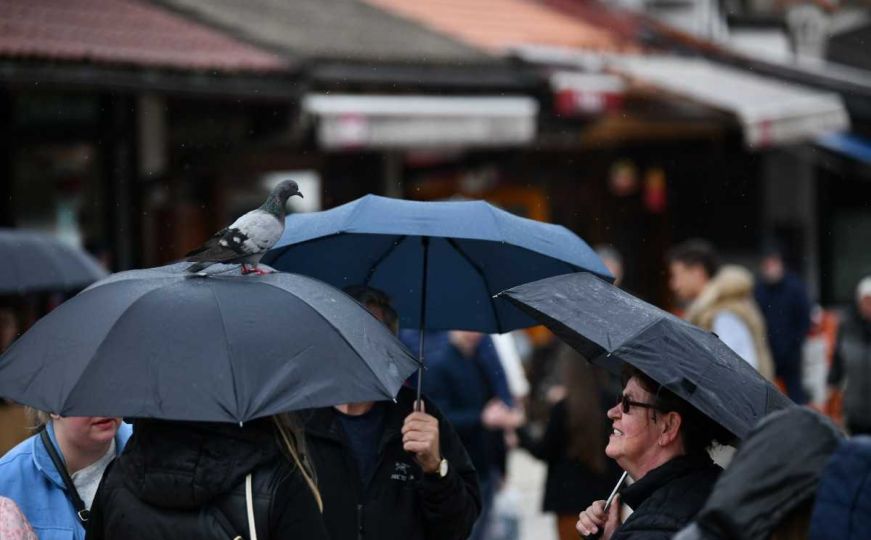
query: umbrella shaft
415 237 430 410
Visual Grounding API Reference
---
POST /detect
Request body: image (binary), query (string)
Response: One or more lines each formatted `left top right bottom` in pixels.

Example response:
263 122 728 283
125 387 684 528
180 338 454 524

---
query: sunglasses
617 394 661 414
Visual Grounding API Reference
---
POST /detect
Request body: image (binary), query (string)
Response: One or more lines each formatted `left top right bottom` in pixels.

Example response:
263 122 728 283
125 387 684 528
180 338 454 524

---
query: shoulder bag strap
39 428 89 523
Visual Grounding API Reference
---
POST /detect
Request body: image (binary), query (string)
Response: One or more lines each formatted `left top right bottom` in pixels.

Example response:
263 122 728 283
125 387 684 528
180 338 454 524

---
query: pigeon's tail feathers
184 228 227 258
186 261 213 273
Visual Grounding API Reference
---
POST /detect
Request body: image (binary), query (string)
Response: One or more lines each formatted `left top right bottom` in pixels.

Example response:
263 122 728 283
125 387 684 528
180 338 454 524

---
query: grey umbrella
0 229 107 294
0 263 420 422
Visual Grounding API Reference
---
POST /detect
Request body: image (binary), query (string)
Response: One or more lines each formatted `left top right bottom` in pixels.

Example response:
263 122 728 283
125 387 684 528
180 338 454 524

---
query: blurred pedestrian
576 366 727 540
87 414 328 539
0 496 37 540
0 412 131 540
517 348 622 540
827 276 871 435
595 245 624 288
422 330 523 540
808 435 871 540
303 285 480 540
754 244 812 404
668 239 775 381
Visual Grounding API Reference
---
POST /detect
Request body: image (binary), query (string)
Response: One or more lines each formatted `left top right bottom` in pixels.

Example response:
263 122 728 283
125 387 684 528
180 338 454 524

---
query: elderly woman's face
605 377 661 475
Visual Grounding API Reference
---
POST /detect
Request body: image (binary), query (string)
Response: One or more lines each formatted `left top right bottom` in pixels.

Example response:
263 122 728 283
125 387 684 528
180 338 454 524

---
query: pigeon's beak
295 191 304 199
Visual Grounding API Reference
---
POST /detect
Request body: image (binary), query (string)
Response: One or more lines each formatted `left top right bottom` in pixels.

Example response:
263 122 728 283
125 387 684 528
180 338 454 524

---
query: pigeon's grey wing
184 211 283 264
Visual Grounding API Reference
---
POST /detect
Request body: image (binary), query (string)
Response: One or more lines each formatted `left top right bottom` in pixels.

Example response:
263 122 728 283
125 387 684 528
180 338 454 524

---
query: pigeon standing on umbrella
185 180 303 274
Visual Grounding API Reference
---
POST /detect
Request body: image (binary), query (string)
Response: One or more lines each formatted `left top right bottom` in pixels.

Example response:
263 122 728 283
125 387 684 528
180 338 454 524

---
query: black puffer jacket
86 419 328 540
613 454 721 540
303 386 481 540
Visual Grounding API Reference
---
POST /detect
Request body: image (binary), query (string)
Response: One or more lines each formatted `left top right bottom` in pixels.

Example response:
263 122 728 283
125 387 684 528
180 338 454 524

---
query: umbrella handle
582 471 628 539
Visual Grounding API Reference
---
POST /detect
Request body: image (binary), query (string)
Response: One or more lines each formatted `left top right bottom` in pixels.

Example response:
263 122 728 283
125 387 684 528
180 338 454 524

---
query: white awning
303 94 538 150
609 55 849 148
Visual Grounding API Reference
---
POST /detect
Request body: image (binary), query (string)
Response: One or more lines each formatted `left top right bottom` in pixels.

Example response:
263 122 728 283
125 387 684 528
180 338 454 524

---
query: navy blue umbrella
262 194 610 401
0 263 420 423
0 229 107 294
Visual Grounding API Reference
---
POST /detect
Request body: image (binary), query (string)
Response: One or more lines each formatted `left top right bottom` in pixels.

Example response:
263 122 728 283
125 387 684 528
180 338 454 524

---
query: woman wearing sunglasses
576 366 728 540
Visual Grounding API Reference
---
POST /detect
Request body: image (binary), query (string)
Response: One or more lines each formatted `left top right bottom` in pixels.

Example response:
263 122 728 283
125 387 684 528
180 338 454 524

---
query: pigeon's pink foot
241 264 269 276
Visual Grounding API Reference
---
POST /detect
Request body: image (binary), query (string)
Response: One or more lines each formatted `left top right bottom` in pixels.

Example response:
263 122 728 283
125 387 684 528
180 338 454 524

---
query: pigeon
185 180 303 274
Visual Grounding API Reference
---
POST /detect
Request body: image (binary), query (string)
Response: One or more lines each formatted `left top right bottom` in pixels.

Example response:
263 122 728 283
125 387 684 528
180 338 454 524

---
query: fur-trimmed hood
685 265 775 381
687 265 754 319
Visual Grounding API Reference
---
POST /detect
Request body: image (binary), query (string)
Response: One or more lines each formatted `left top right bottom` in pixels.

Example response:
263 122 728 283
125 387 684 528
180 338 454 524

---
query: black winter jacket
613 454 721 540
86 419 328 540
303 386 481 540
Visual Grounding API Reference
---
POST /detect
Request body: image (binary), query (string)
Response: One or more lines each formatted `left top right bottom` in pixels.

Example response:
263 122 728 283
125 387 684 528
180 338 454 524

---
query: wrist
424 457 448 477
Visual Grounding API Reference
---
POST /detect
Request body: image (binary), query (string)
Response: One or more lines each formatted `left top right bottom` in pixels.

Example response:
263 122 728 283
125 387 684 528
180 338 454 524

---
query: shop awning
609 55 849 148
303 94 538 149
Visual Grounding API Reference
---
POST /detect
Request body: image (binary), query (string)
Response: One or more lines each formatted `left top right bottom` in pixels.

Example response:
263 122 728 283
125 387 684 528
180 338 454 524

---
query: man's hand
402 402 442 474
576 495 620 539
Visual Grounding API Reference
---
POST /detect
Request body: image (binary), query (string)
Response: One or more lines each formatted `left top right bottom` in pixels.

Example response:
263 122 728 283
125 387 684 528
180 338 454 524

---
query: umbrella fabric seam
446 238 506 334
206 283 243 423
255 279 401 398
363 235 407 287
59 282 180 416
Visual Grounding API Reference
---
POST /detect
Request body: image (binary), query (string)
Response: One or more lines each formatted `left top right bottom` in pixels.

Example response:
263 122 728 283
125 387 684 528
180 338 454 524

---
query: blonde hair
272 414 323 512
25 407 51 432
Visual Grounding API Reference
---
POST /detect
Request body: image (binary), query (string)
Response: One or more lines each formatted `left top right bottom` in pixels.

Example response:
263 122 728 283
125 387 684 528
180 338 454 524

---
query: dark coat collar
621 453 718 510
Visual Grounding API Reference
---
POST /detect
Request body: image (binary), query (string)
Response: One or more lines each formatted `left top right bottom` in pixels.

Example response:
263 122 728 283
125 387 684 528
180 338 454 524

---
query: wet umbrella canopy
262 194 610 402
262 194 611 334
499 272 792 441
0 229 108 294
0 263 420 423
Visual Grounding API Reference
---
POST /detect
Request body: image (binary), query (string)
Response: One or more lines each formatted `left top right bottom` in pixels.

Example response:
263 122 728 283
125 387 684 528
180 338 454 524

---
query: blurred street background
1 0 870 537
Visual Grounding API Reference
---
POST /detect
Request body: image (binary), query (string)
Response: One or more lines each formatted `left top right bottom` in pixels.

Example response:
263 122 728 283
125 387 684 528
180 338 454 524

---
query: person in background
517 349 622 540
754 244 812 404
827 276 871 435
304 286 480 540
595 244 625 288
576 366 727 539
0 411 131 540
422 330 523 540
667 239 775 382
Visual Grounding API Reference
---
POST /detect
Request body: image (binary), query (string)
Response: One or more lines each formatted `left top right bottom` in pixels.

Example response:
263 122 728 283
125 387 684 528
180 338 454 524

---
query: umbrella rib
364 235 407 286
206 284 243 422
57 282 174 416
256 280 403 398
446 238 505 333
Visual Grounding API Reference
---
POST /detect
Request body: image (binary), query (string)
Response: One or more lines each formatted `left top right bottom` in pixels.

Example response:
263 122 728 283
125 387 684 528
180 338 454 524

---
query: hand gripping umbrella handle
583 471 628 540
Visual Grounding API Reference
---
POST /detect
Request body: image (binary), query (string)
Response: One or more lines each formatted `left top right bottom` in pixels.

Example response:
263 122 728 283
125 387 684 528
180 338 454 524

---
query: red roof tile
0 0 287 72
363 0 639 53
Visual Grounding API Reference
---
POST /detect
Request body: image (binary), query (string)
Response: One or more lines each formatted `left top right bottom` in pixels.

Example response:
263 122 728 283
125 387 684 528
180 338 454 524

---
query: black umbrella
498 272 792 441
0 229 108 294
0 263 420 423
